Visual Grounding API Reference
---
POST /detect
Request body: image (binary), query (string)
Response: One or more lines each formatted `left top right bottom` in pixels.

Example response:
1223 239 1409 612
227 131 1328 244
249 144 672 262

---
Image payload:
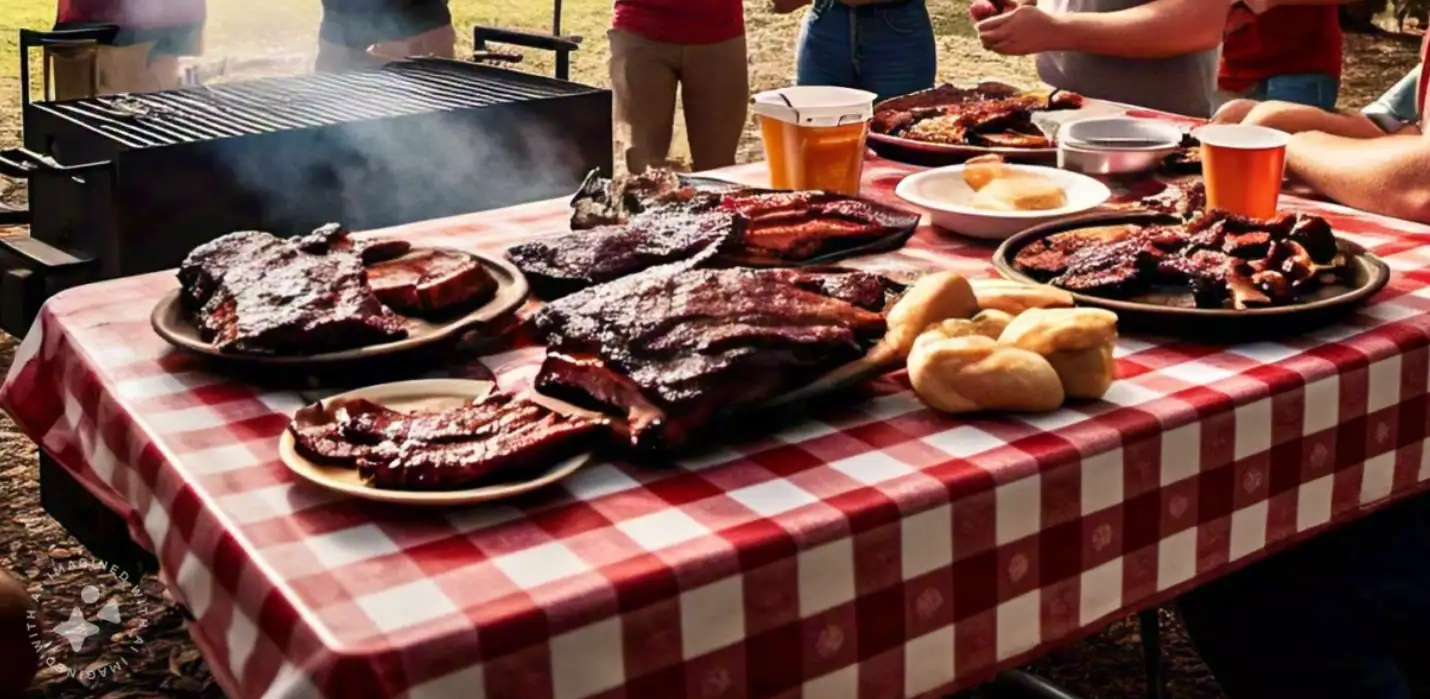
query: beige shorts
608 29 749 173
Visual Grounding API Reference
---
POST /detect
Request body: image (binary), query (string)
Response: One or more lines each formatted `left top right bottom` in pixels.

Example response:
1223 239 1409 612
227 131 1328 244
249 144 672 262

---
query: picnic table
6 139 1430 698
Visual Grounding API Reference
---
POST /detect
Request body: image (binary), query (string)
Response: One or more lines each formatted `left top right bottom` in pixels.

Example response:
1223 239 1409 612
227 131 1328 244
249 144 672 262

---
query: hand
976 5 1063 56
1210 98 1259 124
970 0 1033 23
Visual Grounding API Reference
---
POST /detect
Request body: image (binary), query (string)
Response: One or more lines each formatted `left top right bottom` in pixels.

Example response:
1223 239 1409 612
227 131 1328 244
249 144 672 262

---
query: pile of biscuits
876 273 1118 414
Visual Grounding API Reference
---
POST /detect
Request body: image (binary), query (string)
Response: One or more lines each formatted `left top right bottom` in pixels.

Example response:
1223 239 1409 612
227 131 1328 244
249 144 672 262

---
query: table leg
38 452 156 581
1139 609 1164 699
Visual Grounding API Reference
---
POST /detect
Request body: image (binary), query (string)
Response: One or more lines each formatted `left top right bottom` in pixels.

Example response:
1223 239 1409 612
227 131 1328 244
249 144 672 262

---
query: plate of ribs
153 224 529 363
281 379 609 503
995 209 1390 339
868 81 1086 165
506 168 920 299
529 263 905 452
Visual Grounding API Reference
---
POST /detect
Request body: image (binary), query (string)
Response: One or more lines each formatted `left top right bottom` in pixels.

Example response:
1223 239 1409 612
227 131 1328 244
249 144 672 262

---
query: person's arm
1051 0 1229 57
976 0 1227 57
1222 100 1388 138
1287 132 1430 222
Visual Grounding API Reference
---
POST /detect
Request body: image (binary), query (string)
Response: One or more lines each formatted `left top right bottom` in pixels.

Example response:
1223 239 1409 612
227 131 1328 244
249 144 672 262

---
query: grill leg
38 452 156 581
1139 609 1165 699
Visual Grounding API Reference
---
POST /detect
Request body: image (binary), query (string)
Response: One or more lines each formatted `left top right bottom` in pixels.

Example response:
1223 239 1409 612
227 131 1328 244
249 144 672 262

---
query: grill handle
472 26 583 81
0 147 102 337
18 26 121 111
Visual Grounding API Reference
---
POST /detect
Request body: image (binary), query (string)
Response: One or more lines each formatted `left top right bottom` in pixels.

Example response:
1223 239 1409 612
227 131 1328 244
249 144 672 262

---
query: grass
0 1 1419 164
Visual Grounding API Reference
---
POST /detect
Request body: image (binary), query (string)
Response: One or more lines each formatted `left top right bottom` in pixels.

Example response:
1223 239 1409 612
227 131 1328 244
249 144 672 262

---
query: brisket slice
365 249 498 317
289 393 608 491
532 265 893 451
507 209 741 299
178 229 407 355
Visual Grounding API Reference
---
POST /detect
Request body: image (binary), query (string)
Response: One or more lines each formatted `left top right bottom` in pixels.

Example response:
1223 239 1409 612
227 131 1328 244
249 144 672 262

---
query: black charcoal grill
0 35 611 337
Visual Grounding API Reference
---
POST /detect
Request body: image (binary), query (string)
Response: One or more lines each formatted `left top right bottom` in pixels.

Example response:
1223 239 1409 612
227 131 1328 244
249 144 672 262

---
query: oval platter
152 248 529 365
992 212 1392 341
277 379 592 506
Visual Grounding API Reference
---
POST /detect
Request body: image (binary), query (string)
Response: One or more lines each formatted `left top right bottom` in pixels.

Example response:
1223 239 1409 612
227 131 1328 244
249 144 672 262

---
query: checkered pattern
7 139 1430 699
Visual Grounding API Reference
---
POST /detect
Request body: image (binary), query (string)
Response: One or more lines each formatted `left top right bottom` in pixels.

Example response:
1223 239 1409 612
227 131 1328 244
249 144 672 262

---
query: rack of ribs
531 265 897 451
1012 209 1345 309
873 84 1084 146
288 392 608 490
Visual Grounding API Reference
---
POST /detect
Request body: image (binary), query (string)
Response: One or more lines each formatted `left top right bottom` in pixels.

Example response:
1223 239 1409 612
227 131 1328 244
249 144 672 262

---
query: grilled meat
532 265 895 451
568 169 736 229
1012 208 1348 310
366 249 498 317
873 84 1081 147
178 229 407 354
510 186 918 297
295 223 412 264
1140 181 1207 219
507 209 741 298
289 392 607 491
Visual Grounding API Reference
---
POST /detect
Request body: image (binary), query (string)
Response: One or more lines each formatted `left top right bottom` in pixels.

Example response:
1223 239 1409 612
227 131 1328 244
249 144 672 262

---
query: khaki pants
315 24 457 72
609 29 749 173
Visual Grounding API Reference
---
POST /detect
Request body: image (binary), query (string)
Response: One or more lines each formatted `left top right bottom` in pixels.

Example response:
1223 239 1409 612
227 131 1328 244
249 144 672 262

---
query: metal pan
993 212 1392 341
152 248 530 365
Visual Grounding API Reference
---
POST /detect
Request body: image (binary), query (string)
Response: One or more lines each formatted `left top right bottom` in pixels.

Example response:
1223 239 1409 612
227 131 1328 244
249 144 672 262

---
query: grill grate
34 59 598 149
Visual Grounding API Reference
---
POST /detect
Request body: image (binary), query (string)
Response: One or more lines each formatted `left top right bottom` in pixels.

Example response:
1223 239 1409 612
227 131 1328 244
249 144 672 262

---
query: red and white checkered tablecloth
6 151 1430 699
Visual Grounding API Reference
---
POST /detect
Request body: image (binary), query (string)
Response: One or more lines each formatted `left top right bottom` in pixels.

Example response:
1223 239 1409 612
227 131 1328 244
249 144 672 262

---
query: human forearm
1288 133 1430 222
1052 0 1226 57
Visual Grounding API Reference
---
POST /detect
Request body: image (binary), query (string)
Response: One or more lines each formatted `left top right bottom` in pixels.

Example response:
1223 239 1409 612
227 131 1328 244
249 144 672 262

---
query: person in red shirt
1218 2 1344 111
609 0 748 173
54 0 207 93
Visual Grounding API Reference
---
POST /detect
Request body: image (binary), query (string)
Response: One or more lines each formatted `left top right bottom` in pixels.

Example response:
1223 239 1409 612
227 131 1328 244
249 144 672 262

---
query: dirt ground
0 3 1424 698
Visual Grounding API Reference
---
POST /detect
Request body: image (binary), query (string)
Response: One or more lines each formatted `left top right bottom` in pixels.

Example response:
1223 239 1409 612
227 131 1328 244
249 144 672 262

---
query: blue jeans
1243 72 1341 111
1177 495 1430 699
795 0 936 102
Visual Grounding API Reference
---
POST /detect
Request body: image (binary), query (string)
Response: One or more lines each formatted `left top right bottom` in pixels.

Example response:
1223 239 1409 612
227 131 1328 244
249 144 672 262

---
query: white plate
278 379 592 506
895 164 1112 241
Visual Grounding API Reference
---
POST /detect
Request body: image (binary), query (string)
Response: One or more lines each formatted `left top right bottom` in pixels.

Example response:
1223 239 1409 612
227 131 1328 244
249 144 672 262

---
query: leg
796 2 857 88
1261 73 1341 111
854 2 936 101
680 35 750 172
608 29 680 173
1178 496 1430 699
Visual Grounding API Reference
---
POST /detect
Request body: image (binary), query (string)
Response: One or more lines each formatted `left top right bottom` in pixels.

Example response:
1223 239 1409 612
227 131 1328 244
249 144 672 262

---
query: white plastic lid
751 86 877 127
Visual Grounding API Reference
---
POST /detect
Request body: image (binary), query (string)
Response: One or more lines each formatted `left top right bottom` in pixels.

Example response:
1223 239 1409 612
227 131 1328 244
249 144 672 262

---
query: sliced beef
366 249 498 317
288 393 609 491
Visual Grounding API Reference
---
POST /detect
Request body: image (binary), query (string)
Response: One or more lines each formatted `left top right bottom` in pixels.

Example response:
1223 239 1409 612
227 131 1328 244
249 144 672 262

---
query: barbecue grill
0 31 612 338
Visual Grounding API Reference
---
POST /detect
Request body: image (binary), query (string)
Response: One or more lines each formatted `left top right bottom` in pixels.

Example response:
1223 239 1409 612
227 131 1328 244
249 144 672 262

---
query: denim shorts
795 0 936 102
1242 72 1340 111
319 1 453 49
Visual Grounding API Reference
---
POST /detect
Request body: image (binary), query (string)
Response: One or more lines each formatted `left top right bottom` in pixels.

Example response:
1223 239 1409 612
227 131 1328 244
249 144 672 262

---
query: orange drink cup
1191 124 1291 220
751 86 876 196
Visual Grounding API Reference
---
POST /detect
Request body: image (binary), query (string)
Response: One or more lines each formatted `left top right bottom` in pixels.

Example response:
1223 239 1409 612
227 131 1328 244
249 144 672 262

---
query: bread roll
998 307 1119 399
971 175 1068 211
914 309 1016 356
970 278 1075 315
963 154 1014 192
908 334 1065 414
878 271 979 360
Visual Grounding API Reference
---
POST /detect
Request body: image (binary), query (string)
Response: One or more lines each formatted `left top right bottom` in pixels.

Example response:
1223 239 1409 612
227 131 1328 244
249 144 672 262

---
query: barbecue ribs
509 183 918 297
178 229 408 354
1011 209 1348 310
871 83 1083 147
506 209 740 298
532 265 897 451
289 392 607 491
